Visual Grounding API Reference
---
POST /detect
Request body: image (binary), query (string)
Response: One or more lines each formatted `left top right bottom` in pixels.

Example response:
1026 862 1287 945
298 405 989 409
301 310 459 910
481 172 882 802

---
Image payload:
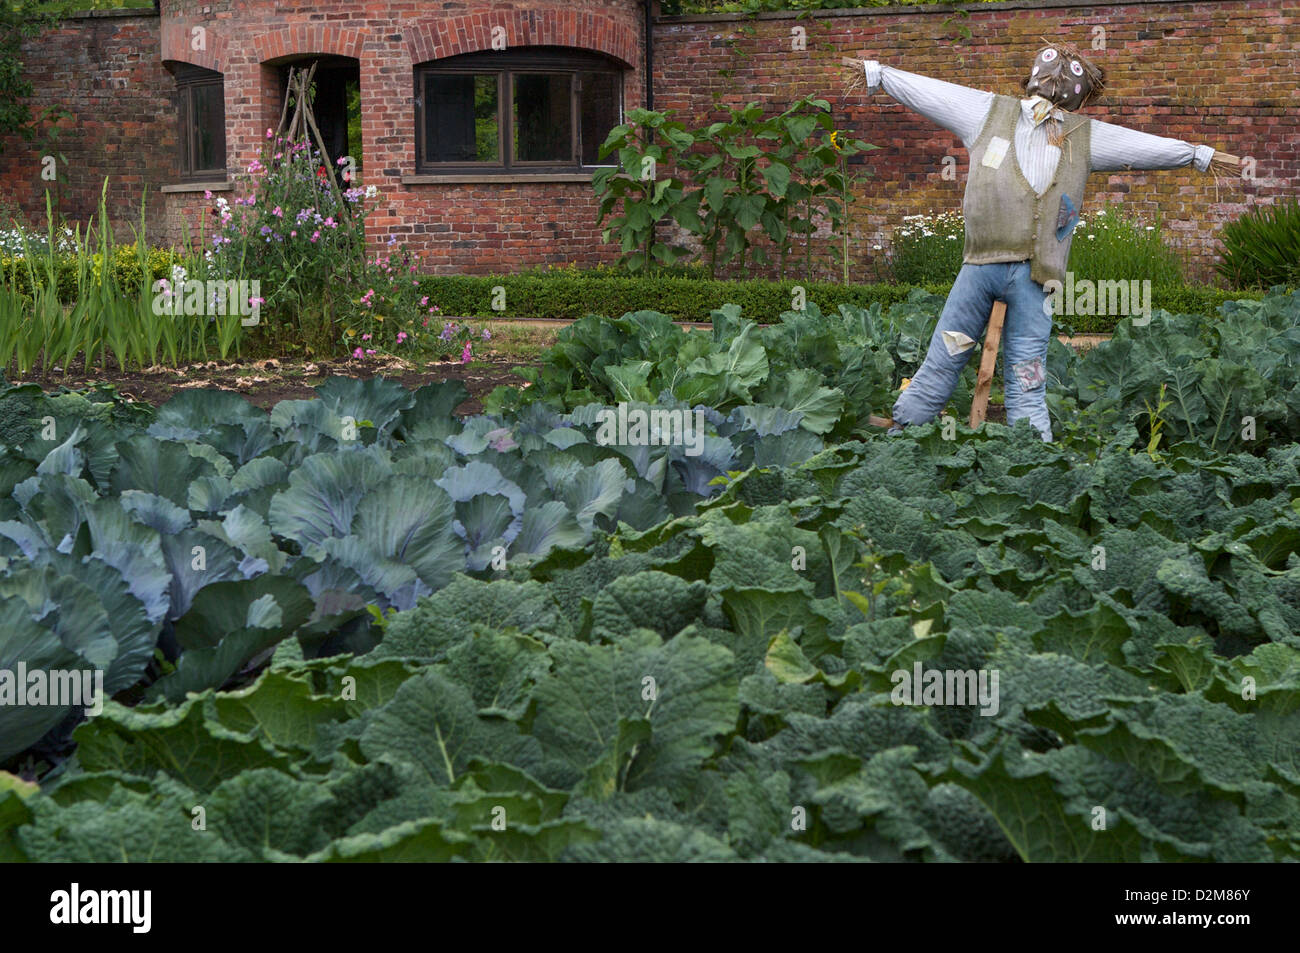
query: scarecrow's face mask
1024 46 1096 112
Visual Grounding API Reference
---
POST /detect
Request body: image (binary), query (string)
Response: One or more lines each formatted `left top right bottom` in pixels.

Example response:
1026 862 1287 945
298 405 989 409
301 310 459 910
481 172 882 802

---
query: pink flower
272 206 283 218
361 333 371 341
266 128 274 139
420 296 429 306
396 332 407 344
290 230 297 237
460 342 472 363
203 190 212 200
310 230 321 242
366 349 375 355
352 347 364 359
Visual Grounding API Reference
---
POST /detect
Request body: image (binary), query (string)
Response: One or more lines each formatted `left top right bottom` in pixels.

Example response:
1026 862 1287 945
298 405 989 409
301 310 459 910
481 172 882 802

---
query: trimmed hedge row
3 247 1265 334
416 273 1267 333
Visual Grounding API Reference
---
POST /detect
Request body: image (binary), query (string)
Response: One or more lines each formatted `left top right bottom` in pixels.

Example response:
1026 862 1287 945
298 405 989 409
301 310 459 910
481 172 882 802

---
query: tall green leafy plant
683 102 781 277
595 100 875 281
593 110 702 272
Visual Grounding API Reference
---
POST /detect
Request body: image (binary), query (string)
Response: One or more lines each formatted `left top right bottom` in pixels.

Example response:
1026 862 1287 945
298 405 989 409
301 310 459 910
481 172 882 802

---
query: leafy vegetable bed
2 292 1299 862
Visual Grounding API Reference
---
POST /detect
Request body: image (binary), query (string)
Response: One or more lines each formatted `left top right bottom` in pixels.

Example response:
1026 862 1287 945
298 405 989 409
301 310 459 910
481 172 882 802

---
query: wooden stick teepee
275 63 349 211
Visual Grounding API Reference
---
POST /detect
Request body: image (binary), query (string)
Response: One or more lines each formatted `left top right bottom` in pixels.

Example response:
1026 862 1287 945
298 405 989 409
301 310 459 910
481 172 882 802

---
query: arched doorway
270 54 362 185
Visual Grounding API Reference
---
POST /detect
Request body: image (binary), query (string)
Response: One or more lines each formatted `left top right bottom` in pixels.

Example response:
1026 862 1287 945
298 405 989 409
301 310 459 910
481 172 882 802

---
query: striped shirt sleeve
863 62 996 149
1089 118 1215 172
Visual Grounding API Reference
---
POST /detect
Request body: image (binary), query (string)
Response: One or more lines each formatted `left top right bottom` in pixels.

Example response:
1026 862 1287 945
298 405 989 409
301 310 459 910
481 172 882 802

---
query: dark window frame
414 48 623 175
173 64 227 182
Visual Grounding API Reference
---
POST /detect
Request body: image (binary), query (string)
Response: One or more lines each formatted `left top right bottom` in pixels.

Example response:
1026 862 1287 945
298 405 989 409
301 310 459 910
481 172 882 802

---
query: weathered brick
0 1 1293 281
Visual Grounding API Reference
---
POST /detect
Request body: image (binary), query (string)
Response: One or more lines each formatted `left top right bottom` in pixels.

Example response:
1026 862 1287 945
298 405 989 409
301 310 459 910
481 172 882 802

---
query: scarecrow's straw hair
1208 150 1245 202
1025 38 1107 109
840 56 868 98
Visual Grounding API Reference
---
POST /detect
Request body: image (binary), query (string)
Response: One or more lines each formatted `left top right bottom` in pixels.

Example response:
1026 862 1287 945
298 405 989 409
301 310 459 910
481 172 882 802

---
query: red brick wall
0 10 175 238
1 0 646 272
155 0 646 271
655 0 1300 282
1 1 1294 282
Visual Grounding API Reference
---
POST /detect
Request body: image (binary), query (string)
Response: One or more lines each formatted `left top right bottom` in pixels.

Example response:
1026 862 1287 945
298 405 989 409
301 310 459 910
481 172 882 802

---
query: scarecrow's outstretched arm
1089 117 1230 173
844 57 995 149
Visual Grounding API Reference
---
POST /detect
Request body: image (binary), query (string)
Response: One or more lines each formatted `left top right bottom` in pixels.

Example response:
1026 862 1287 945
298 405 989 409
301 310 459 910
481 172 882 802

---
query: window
174 64 227 181
414 48 623 174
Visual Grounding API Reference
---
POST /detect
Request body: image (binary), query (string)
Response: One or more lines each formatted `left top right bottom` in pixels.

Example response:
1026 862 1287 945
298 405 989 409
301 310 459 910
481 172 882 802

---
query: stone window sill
161 181 233 193
401 172 600 185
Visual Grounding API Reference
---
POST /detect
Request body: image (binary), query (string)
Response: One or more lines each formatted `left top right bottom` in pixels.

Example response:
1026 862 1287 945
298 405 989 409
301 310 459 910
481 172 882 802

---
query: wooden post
867 299 1007 430
968 299 1006 429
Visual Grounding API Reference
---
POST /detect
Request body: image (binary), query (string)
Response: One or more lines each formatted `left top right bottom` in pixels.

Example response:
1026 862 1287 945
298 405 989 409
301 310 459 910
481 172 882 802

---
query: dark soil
10 352 1008 422
9 354 534 415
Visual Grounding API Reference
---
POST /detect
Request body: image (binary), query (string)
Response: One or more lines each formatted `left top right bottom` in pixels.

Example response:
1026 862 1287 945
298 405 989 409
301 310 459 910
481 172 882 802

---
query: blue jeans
891 261 1053 441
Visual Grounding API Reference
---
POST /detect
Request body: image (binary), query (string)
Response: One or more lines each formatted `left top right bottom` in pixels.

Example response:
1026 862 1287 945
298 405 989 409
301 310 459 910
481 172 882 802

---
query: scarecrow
843 42 1239 440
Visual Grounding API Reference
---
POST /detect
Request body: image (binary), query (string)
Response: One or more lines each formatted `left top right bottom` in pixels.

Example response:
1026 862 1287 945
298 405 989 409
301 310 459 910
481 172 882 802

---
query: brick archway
251 27 366 64
404 10 638 67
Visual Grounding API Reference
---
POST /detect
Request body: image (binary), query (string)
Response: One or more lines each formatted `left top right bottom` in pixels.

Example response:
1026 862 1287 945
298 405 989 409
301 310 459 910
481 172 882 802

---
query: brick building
0 0 1295 280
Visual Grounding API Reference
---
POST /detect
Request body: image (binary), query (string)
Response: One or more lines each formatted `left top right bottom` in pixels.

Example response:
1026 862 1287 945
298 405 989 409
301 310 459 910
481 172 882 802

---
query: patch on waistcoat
942 330 978 356
1011 357 1047 391
981 136 1010 169
1056 194 1079 242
